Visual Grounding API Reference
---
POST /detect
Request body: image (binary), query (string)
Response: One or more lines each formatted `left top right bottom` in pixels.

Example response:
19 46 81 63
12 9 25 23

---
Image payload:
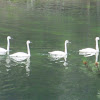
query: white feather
79 37 99 54
0 36 11 55
48 40 70 58
9 40 31 61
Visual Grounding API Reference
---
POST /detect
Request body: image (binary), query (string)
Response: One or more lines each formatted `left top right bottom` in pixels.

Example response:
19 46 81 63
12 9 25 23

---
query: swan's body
79 48 97 53
79 37 99 54
10 52 29 57
49 51 66 56
0 48 7 55
9 40 31 61
48 40 70 58
0 36 11 55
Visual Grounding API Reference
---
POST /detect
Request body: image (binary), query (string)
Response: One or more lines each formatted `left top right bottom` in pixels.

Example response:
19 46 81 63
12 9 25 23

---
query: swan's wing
48 51 65 55
0 48 7 55
10 52 29 61
10 52 27 57
79 48 96 53
0 48 7 52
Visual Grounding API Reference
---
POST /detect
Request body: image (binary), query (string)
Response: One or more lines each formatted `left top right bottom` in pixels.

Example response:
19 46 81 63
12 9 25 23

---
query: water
0 0 100 100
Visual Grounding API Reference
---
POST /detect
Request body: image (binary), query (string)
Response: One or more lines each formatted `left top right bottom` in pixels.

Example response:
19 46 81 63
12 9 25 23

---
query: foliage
82 60 100 75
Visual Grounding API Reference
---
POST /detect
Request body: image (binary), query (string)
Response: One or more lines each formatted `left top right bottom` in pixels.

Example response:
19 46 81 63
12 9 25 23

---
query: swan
79 37 100 54
0 36 12 55
48 40 70 58
9 40 31 61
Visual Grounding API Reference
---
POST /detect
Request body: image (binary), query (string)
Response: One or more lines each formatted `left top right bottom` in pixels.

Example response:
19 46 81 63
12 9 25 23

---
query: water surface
0 0 100 100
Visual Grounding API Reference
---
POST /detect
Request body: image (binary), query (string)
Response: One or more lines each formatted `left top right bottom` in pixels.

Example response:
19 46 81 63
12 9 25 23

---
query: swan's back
79 48 97 53
10 52 28 57
48 51 65 56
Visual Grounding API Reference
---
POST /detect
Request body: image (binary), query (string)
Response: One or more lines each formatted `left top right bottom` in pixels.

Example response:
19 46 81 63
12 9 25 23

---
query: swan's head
7 36 12 40
65 40 70 44
95 37 99 41
26 40 32 44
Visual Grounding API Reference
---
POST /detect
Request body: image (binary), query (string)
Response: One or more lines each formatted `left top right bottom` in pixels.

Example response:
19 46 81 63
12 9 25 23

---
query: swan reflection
95 52 99 63
79 52 96 57
79 51 99 62
6 56 30 76
0 56 6 62
48 54 68 67
81 52 100 74
25 58 30 76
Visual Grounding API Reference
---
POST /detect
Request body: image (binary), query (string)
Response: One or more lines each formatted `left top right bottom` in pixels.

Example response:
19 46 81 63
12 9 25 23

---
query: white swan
48 40 70 58
9 40 31 61
0 36 12 55
79 37 99 54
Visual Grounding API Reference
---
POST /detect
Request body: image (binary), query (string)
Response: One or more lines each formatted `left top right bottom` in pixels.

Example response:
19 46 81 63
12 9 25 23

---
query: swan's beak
68 41 71 43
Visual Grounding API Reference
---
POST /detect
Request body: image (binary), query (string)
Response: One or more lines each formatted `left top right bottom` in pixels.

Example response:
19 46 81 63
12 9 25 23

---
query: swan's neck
27 43 30 56
64 42 67 54
96 39 99 52
7 39 10 55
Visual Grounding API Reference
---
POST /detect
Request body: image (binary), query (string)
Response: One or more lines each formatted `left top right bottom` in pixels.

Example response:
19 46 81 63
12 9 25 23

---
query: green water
0 0 100 100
